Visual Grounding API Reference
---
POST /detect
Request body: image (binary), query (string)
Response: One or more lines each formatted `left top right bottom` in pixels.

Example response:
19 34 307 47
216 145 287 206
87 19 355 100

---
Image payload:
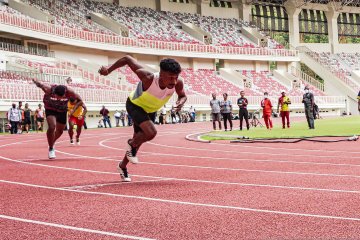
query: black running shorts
126 98 156 133
45 109 67 125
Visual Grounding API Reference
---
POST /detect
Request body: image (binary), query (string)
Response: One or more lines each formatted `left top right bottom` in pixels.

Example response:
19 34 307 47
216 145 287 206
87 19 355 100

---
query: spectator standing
170 106 177 123
18 101 24 133
277 90 291 129
114 110 121 127
100 105 112 128
210 93 222 130
220 93 233 131
261 92 273 130
189 106 195 122
302 86 315 129
35 104 45 132
159 106 167 125
8 103 21 134
120 110 126 127
23 103 32 133
237 91 250 131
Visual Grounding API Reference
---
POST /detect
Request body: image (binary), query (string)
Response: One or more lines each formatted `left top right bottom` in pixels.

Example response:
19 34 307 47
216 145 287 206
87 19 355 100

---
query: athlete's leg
54 123 65 142
68 119 75 140
46 116 57 149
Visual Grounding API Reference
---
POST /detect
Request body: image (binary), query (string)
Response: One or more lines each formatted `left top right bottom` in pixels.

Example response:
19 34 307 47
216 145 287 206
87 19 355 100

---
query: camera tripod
250 111 263 128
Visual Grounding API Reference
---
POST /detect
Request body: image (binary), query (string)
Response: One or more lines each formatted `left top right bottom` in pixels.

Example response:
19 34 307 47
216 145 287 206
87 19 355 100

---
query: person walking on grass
261 92 273 130
277 90 291 129
237 91 249 131
210 93 221 131
303 86 315 129
220 93 233 131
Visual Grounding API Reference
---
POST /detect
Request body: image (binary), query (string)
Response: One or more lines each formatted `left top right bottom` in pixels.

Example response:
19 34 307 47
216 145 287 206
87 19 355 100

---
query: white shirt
8 107 21 122
161 108 167 115
114 112 121 118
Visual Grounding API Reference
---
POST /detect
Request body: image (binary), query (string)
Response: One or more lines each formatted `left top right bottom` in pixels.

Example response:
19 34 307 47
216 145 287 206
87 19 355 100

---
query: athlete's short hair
54 85 66 97
160 59 181 75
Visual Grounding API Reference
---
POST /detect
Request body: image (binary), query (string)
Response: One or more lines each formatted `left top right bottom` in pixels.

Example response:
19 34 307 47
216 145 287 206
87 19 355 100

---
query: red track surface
1 122 360 239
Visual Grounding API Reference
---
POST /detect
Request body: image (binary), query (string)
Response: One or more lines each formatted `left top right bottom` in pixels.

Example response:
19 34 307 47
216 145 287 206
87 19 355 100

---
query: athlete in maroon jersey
32 79 83 159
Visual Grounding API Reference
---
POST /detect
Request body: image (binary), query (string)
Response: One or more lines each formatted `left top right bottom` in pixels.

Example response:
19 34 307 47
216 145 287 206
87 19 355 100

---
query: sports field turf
201 116 360 140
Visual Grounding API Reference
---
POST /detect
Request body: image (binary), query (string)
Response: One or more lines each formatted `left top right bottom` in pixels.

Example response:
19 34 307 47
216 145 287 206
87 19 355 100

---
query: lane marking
147 141 360 159
64 179 171 190
2 155 360 194
2 179 360 222
0 214 155 240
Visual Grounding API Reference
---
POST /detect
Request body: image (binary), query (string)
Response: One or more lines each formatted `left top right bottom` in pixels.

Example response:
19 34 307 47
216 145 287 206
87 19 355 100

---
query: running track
1 122 360 239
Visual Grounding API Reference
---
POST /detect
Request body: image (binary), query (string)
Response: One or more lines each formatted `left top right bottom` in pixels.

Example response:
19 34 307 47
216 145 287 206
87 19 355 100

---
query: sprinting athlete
99 55 187 182
32 79 83 159
68 97 87 145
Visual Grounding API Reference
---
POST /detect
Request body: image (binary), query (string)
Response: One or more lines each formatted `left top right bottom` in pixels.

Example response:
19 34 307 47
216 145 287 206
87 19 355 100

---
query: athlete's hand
98 66 109 76
78 116 83 120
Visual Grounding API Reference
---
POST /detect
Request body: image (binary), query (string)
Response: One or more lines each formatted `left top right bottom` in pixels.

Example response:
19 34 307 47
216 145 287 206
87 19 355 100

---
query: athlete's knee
146 128 157 141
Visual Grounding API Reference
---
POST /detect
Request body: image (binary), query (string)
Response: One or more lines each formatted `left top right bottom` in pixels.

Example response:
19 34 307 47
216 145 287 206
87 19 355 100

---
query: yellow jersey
279 96 290 112
68 102 83 118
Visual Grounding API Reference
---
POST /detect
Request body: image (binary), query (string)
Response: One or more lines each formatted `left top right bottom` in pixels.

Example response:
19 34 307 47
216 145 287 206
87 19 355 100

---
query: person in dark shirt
100 105 112 128
237 91 249 130
302 86 315 129
23 103 32 133
32 79 83 159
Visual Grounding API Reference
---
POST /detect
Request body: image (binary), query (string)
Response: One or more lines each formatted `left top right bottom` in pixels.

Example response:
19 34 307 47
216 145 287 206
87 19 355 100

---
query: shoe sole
117 163 131 182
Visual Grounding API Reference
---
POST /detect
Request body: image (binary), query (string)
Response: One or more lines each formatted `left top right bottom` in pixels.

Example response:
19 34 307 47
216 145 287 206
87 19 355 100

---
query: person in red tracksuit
261 92 273 130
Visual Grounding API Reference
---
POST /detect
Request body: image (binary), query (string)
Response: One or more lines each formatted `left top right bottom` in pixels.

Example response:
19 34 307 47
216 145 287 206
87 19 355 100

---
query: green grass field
201 116 360 141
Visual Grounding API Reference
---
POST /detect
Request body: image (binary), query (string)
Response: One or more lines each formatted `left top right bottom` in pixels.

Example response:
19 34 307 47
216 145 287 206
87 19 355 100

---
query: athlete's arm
32 79 50 93
174 79 187 112
81 102 88 118
98 55 153 86
66 88 83 116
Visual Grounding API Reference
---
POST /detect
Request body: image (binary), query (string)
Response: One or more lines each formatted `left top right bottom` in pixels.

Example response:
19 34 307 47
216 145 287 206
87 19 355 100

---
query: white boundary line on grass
0 214 155 240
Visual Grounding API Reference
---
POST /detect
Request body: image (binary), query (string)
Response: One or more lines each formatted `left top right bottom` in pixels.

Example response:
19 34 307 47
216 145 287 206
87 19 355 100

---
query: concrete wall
9 0 54 22
181 23 208 43
192 58 214 70
118 0 156 9
200 3 239 19
90 13 129 36
160 0 197 14
51 45 109 65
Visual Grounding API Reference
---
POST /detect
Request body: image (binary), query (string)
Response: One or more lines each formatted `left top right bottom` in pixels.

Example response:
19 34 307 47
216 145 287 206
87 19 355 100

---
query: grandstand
0 0 358 131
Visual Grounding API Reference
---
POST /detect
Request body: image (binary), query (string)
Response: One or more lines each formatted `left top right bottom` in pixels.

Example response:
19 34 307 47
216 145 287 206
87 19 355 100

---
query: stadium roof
249 0 360 7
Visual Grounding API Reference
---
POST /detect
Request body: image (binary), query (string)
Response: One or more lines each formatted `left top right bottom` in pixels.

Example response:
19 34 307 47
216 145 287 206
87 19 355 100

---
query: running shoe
70 139 74 145
76 138 80 145
117 162 131 182
126 139 139 164
48 148 56 159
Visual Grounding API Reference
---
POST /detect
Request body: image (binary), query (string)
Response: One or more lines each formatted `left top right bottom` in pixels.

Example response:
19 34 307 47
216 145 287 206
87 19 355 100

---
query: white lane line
212 140 360 154
147 141 360 159
2 155 360 194
64 179 171 190
96 139 360 178
2 179 360 222
0 214 155 240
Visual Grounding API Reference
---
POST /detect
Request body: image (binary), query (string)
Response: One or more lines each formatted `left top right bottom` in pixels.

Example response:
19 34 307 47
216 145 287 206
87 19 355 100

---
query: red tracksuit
261 98 273 129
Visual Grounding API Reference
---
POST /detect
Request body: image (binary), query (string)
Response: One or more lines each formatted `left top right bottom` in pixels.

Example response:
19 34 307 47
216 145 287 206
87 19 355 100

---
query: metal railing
0 12 299 58
0 41 55 57
297 46 360 90
291 66 325 92
0 82 346 108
